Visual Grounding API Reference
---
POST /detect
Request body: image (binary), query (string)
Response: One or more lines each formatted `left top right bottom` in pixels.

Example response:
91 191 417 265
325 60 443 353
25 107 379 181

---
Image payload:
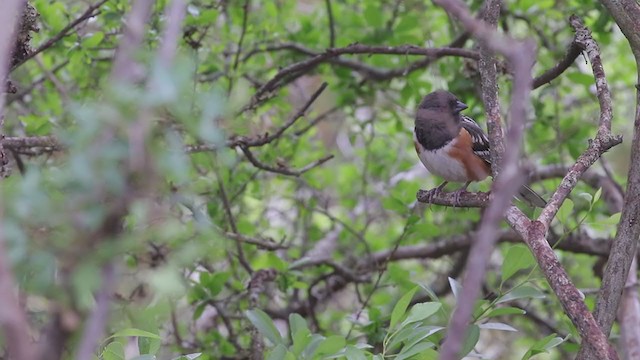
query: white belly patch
414 133 468 182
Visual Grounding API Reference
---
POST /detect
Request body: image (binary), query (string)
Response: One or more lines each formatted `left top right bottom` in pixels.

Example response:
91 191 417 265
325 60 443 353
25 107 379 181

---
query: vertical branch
74 0 157 357
110 0 154 82
618 258 640 360
232 0 250 71
74 263 116 360
430 1 534 359
0 1 36 360
477 0 504 174
570 9 640 358
325 0 336 48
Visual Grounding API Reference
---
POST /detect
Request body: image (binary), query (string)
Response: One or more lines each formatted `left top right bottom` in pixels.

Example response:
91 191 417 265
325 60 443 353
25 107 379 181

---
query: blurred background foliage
1 0 637 359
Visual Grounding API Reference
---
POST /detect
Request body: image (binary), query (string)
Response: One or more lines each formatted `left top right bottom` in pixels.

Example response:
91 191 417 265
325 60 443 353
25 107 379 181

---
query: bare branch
232 0 250 71
478 0 504 174
537 16 622 229
618 259 640 360
232 82 328 147
110 0 154 82
0 1 36 359
580 24 640 360
429 1 535 358
416 189 489 207
10 0 109 72
505 208 618 360
599 0 640 60
74 263 116 360
532 41 582 89
239 145 334 176
251 44 479 103
225 232 289 250
508 16 623 360
216 172 253 274
325 0 336 48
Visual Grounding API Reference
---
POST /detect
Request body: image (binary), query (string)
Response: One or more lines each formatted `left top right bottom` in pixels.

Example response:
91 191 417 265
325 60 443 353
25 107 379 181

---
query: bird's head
418 90 468 115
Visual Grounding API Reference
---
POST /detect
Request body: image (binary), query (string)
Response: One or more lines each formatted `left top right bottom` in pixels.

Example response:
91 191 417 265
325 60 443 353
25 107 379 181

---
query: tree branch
429 1 534 358
10 0 109 72
251 44 479 103
0 1 36 359
532 41 582 89
578 3 640 355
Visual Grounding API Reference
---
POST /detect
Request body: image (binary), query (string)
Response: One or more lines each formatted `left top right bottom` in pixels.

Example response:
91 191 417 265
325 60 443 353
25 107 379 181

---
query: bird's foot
450 189 468 207
424 182 449 204
451 182 472 207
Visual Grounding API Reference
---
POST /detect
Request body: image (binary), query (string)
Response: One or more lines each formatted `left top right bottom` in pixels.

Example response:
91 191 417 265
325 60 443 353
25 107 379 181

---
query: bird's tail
517 184 547 208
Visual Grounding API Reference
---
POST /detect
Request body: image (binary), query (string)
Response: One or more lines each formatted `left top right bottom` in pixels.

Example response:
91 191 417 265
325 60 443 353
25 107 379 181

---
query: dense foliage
1 0 638 359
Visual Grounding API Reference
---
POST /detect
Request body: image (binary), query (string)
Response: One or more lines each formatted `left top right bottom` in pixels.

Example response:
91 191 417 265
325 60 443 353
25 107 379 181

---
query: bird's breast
414 132 469 183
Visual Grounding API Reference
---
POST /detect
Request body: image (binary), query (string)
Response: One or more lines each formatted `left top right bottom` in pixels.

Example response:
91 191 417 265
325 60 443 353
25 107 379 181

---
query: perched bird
413 90 546 207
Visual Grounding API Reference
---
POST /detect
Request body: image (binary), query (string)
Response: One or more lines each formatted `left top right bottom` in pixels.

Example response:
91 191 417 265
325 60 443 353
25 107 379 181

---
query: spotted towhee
414 90 546 207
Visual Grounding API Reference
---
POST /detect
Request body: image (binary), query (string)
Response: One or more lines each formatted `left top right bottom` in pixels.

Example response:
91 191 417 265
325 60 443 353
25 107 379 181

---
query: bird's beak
455 100 468 113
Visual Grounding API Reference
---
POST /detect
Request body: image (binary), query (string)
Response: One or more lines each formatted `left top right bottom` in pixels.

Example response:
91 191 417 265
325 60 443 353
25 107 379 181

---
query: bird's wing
461 115 491 164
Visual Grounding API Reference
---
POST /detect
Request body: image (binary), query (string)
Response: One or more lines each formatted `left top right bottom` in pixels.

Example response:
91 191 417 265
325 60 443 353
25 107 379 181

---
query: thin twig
233 82 329 147
252 44 478 102
232 0 250 71
325 0 336 48
294 106 339 136
216 173 253 274
11 0 109 72
532 41 582 89
225 232 288 250
239 145 334 176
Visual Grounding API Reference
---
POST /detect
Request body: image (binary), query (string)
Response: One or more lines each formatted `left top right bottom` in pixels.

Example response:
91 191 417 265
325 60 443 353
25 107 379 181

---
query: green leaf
593 187 602 204
396 341 436 360
246 309 284 346
83 31 105 47
289 313 309 337
108 328 162 341
448 277 462 299
400 302 442 327
289 313 311 355
129 356 156 360
302 334 326 358
417 283 440 302
390 286 418 330
567 72 594 86
501 244 535 283
478 322 518 332
315 335 346 356
557 198 574 226
267 344 295 360
200 271 230 297
344 346 367 360
459 324 480 358
484 306 527 318
137 336 161 355
102 341 125 360
363 4 383 27
171 354 202 360
497 285 546 304
522 334 567 360
391 326 444 354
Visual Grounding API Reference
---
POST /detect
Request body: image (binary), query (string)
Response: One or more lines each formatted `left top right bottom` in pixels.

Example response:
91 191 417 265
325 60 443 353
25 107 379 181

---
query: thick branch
0 1 36 359
581 43 640 360
429 1 534 359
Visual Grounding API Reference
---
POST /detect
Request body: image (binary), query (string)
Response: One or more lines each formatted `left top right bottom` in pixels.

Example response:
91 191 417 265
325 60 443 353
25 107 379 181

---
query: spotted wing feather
461 115 491 164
